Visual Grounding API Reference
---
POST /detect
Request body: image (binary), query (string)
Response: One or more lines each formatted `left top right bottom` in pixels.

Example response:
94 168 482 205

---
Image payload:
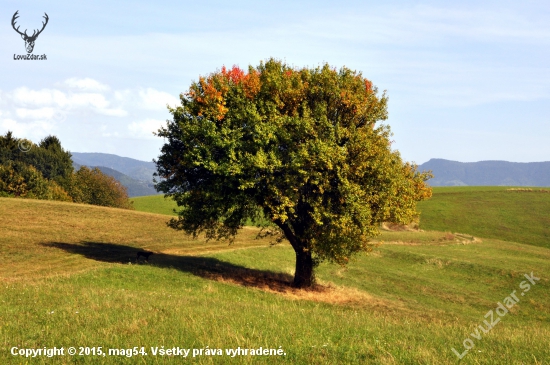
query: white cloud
138 88 180 111
99 125 115 137
1 118 55 140
64 77 110 92
12 88 68 107
6 86 177 120
15 108 56 120
69 93 109 109
96 108 128 117
128 119 165 139
11 87 107 109
1 118 19 132
114 89 132 102
8 88 129 117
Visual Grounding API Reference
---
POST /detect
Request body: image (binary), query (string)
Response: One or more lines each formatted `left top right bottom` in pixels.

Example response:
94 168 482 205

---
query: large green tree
0 132 74 191
155 59 432 288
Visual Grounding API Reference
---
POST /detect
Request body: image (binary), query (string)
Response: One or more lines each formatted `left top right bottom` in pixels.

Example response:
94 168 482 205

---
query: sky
1 0 549 164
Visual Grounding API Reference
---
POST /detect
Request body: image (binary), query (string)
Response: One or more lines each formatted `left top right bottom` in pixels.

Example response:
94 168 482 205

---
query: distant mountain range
418 159 550 187
71 152 159 197
70 153 550 196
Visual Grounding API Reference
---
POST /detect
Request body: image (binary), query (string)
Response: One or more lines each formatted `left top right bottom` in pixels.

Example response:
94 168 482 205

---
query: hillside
71 152 157 184
417 186 550 249
133 187 550 249
70 153 550 189
71 153 160 197
0 197 269 281
88 166 158 197
131 194 179 215
73 163 158 197
1 197 548 364
419 159 550 186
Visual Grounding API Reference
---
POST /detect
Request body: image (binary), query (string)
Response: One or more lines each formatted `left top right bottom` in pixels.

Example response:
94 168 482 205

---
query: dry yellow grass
2 197 550 364
0 197 273 282
0 197 415 307
0 198 404 307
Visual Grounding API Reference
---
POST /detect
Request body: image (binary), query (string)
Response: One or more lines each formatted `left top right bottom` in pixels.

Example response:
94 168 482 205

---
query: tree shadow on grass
42 241 295 292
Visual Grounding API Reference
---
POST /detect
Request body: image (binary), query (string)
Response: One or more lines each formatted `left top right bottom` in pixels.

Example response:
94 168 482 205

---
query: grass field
417 186 550 249
1 192 549 364
131 195 179 216
132 186 550 249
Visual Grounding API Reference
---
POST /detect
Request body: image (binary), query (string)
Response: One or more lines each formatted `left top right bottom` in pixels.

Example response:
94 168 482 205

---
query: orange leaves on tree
186 63 372 123
364 79 373 92
242 69 261 99
221 65 261 99
189 76 228 121
186 65 263 122
221 65 245 84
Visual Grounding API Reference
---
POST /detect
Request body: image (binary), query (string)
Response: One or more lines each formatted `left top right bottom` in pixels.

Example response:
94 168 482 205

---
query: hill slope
417 186 550 248
132 187 550 249
1 197 549 364
71 152 157 183
131 194 179 215
93 166 158 197
71 153 160 197
419 159 550 186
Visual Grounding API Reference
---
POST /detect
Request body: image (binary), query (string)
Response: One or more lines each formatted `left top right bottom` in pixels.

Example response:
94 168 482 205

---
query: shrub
0 161 72 201
73 166 132 209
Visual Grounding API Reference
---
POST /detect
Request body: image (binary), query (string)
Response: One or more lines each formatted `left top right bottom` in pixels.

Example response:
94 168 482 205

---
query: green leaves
0 131 132 209
156 59 432 285
72 166 132 209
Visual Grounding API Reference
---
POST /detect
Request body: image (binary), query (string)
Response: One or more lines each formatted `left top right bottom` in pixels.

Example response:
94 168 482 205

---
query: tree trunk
293 249 314 288
274 220 315 289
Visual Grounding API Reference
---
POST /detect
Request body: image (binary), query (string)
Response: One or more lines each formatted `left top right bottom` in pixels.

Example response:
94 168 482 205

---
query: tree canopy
0 132 74 190
155 59 432 288
71 166 132 209
0 131 132 209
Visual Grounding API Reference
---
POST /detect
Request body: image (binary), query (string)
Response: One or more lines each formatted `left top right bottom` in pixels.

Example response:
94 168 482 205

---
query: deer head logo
12 11 49 54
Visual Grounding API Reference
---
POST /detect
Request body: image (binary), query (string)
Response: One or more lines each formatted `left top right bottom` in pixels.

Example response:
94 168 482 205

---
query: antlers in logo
12 10 49 54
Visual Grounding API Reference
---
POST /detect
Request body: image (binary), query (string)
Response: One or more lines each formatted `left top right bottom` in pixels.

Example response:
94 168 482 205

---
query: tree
0 132 132 209
0 132 74 192
0 160 72 201
155 59 432 288
72 166 133 209
37 135 74 185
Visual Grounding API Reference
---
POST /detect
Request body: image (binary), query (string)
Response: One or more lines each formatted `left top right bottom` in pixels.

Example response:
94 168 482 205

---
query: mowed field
1 187 550 364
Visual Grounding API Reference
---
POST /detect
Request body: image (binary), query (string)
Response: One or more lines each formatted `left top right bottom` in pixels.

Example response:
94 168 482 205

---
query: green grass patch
2 239 549 364
1 197 549 364
131 195 179 216
418 186 550 249
132 187 550 250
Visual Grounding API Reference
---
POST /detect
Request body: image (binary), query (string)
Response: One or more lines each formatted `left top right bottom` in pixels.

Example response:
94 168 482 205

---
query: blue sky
1 0 549 164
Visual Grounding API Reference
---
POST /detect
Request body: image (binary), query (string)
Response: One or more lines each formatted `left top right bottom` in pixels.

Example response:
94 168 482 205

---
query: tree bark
275 220 315 288
293 249 314 288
